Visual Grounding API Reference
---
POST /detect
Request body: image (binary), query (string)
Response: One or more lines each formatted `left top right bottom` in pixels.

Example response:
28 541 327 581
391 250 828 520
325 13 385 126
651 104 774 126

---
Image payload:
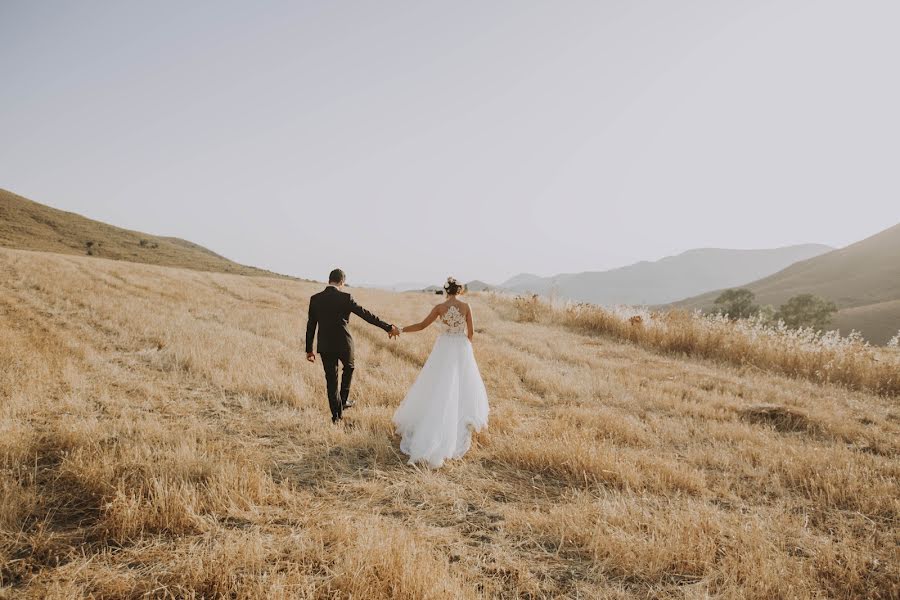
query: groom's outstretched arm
305 301 318 354
349 296 393 333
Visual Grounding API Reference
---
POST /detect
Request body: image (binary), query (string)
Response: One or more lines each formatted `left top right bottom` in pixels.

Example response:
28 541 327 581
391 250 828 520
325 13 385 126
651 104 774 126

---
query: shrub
514 294 551 323
775 294 837 330
757 304 777 324
713 289 759 320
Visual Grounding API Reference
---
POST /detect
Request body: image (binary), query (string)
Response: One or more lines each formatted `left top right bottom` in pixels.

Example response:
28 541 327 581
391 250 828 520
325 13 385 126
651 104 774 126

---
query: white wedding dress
393 306 489 468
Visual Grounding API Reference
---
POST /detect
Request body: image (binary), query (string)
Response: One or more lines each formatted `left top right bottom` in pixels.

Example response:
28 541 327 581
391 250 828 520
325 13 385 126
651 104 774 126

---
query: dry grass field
1 247 898 599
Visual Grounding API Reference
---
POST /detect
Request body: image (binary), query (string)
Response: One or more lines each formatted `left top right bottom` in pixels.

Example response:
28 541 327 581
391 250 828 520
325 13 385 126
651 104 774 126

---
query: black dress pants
320 352 354 420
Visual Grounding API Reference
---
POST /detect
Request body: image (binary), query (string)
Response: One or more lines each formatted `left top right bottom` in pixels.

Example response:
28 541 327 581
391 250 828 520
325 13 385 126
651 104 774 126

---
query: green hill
673 223 900 344
0 188 282 278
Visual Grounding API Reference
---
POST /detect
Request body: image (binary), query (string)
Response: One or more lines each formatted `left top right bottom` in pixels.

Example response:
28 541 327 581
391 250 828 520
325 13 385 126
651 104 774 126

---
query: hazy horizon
2 1 899 285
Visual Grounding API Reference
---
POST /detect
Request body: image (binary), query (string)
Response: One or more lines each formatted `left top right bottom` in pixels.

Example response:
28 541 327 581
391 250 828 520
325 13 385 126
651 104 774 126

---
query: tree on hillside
775 294 837 330
713 288 759 319
757 304 777 323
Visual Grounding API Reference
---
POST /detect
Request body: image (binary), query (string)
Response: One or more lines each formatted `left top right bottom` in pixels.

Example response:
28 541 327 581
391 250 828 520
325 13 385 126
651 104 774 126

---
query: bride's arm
401 306 441 333
466 306 474 341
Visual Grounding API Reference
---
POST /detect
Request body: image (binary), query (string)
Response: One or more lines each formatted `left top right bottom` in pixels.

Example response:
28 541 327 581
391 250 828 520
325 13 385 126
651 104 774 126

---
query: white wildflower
889 330 900 348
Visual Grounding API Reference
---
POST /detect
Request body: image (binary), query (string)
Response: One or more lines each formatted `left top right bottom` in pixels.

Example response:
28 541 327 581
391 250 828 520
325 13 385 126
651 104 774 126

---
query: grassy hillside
0 188 281 277
1 247 897 599
834 299 900 345
673 223 900 344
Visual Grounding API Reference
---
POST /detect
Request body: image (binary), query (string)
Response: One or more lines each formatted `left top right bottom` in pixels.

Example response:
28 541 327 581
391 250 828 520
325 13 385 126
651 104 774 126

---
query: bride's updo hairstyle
444 277 463 296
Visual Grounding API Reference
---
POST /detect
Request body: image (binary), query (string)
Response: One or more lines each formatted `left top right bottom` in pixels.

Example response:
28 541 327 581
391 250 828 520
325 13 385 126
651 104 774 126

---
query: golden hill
0 188 282 278
674 222 900 344
1 247 897 599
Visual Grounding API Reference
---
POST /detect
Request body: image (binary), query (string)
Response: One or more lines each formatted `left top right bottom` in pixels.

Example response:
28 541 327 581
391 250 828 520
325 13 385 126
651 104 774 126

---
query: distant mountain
500 244 833 306
465 280 494 292
360 281 432 292
362 280 495 293
0 188 283 277
501 273 545 289
673 223 900 344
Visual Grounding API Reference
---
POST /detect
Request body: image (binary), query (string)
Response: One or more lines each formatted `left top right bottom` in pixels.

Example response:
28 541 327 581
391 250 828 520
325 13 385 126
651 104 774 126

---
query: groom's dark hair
328 268 346 284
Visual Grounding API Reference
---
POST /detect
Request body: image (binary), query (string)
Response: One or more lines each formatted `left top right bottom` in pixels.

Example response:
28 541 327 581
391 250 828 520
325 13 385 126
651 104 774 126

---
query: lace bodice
439 305 467 336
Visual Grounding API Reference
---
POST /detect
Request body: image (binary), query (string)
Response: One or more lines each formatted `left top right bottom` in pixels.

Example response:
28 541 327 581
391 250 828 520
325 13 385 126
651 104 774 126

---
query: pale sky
2 1 898 285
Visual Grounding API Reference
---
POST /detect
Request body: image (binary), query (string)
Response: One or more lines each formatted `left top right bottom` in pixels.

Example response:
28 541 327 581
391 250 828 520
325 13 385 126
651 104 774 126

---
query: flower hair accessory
443 277 460 292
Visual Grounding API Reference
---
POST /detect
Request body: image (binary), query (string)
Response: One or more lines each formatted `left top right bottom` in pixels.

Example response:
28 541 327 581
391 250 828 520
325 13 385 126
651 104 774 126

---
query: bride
393 277 489 468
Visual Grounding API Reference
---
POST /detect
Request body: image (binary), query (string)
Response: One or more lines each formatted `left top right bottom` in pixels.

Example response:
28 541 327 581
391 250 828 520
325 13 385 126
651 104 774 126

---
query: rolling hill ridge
674 222 900 344
0 188 282 278
500 244 833 306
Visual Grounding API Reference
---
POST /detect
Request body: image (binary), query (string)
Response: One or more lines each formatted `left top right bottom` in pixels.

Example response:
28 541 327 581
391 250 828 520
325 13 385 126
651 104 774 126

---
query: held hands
388 325 401 339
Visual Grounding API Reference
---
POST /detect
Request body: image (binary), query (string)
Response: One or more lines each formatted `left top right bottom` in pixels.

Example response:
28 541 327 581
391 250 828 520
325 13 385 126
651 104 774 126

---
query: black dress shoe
332 415 342 424
341 400 355 410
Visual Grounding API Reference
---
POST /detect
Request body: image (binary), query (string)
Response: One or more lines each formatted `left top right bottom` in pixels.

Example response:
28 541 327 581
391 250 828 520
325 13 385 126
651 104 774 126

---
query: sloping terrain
501 244 833 306
833 299 900 345
1 248 896 599
675 223 900 343
0 188 280 277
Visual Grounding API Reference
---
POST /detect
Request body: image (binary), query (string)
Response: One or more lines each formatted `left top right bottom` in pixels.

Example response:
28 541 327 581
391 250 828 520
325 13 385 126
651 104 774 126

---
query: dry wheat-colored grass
506 294 900 397
1 247 898 599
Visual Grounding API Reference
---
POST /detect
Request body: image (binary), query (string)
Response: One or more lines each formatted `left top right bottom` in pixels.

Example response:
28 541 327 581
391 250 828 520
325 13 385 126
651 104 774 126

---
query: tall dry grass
506 294 900 397
1 247 898 599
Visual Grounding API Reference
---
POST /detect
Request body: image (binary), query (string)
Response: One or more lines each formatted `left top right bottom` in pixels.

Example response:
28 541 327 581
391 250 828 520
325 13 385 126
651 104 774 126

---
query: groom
306 268 400 423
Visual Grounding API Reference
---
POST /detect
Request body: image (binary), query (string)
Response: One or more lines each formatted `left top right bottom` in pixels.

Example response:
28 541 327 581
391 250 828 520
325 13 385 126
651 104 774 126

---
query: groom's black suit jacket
305 286 393 361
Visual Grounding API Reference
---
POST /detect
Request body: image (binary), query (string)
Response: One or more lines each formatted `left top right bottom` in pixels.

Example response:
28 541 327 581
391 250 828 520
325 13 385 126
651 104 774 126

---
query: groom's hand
306 352 316 363
389 325 401 339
